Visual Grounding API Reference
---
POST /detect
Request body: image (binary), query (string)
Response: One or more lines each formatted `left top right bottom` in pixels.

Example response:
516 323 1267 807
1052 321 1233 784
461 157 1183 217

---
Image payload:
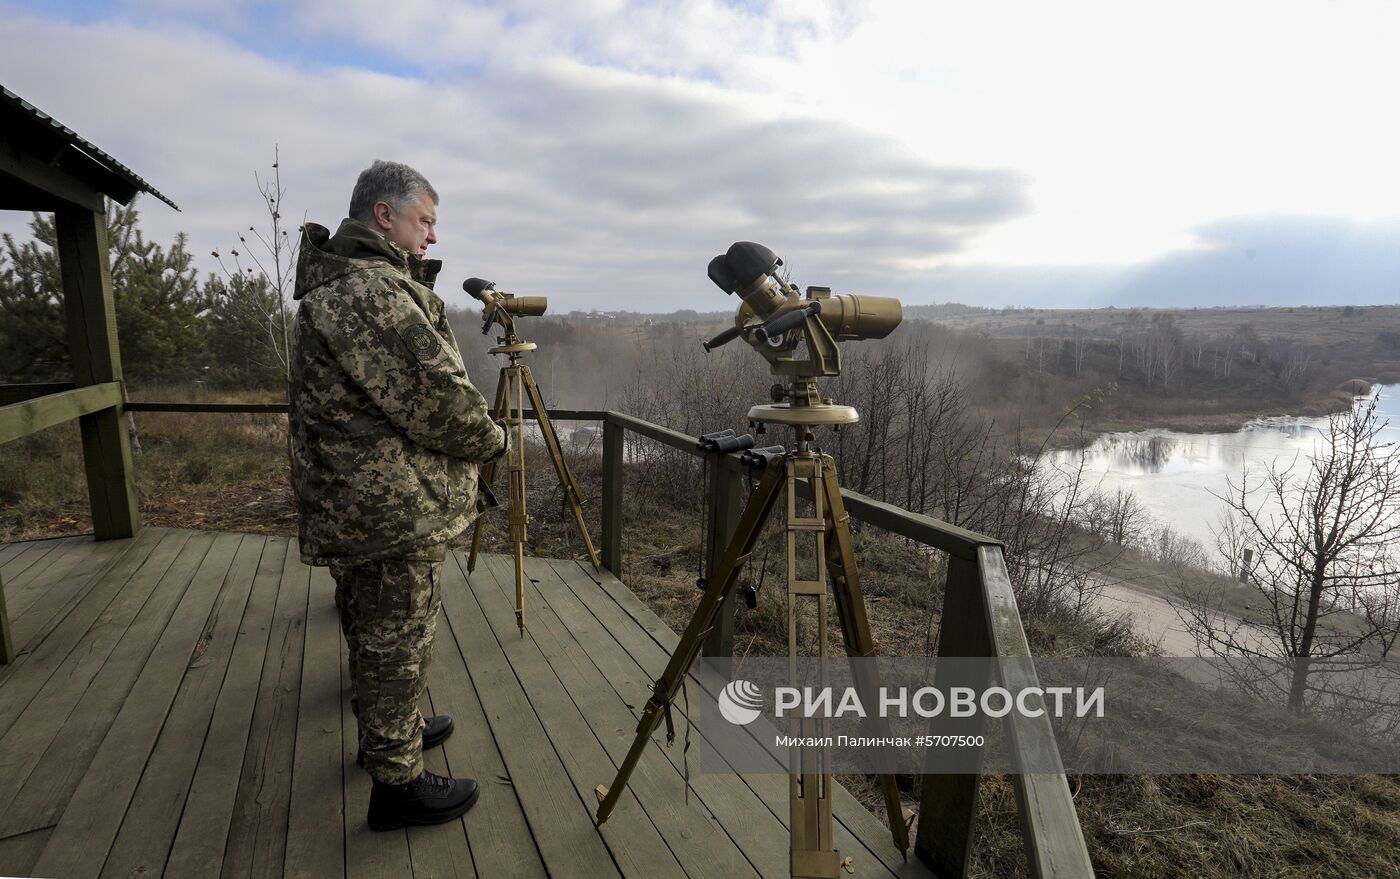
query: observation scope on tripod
703 241 901 423
460 276 600 633
596 242 910 878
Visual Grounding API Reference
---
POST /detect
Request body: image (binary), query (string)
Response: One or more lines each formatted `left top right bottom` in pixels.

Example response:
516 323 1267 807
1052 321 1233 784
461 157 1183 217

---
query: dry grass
969 772 1400 879
1 404 292 542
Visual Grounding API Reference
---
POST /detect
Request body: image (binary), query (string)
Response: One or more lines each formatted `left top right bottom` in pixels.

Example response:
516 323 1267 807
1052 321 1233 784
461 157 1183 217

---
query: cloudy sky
3 1 1399 311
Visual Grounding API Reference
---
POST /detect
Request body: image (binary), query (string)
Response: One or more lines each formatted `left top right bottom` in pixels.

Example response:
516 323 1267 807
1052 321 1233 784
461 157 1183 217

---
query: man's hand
488 417 511 464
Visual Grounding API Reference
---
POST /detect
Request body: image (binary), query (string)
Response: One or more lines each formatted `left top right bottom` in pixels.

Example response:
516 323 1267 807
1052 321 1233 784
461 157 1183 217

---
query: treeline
0 205 288 390
1021 314 1318 391
917 303 1400 427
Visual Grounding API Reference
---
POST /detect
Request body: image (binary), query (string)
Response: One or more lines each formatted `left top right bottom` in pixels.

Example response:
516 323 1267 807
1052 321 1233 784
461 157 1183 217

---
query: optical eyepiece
740 445 786 470
708 241 781 295
695 429 755 454
695 429 734 452
463 277 495 301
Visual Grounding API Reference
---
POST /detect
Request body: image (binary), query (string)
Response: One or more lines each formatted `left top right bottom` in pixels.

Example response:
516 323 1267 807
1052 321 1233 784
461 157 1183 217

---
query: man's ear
371 201 395 232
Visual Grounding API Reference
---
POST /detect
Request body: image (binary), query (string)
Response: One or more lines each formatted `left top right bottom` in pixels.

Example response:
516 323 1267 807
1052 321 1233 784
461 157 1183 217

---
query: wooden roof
0 85 178 211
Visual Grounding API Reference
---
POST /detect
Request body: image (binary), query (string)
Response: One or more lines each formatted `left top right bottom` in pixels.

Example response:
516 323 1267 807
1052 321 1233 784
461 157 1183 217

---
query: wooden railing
8 399 1094 877
0 381 134 663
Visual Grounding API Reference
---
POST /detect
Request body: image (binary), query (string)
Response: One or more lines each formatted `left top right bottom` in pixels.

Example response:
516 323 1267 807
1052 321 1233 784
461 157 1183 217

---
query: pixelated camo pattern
289 219 507 564
331 556 442 784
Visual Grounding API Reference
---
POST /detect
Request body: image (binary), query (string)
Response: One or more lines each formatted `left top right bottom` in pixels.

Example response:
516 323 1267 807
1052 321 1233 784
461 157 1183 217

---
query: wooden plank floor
0 528 933 879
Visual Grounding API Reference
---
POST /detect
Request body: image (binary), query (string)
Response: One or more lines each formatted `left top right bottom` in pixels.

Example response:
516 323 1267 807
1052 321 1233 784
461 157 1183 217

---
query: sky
2 0 1399 312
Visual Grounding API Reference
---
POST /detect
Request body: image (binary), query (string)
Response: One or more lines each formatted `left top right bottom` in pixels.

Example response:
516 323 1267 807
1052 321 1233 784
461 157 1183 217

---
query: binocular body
494 294 547 317
704 241 902 366
463 277 548 337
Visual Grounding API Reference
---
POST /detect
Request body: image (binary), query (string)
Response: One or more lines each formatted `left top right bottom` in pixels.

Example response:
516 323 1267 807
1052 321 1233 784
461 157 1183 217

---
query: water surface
1042 388 1400 550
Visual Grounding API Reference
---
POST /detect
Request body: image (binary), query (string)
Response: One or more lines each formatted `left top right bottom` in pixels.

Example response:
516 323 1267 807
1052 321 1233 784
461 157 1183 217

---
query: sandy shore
1097 578 1274 656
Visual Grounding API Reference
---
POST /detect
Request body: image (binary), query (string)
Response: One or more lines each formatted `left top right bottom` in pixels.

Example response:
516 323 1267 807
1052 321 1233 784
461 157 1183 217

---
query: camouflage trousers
329 556 443 785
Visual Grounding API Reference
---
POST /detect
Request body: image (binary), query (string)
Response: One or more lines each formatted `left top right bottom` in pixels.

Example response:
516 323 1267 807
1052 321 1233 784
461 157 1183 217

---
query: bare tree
210 147 299 387
1069 324 1089 376
1081 486 1149 548
1178 396 1400 711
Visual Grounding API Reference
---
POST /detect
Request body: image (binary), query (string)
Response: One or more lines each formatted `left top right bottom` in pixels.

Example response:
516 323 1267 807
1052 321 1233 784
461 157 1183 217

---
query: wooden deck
0 528 931 879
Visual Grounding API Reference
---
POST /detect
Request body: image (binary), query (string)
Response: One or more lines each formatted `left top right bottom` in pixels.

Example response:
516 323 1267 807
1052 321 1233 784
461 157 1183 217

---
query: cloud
0 8 1027 311
1108 217 1400 307
15 3 1394 313
290 0 858 82
921 217 1400 308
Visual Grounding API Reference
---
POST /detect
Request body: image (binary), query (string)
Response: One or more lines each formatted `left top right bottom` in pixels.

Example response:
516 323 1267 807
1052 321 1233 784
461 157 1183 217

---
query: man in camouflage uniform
289 160 507 831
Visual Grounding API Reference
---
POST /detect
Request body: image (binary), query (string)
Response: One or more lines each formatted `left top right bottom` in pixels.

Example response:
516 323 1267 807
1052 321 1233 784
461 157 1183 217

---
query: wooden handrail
975 546 1094 878
0 382 123 444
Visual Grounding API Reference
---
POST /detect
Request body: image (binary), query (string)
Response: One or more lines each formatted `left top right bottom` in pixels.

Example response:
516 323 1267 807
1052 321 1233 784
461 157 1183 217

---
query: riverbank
1022 384 1363 452
1092 385 1361 434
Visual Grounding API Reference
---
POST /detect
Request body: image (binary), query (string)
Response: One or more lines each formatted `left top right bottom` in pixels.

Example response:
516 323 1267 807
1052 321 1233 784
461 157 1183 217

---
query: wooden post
701 461 743 658
914 552 994 878
978 546 1095 879
600 415 624 577
55 207 139 540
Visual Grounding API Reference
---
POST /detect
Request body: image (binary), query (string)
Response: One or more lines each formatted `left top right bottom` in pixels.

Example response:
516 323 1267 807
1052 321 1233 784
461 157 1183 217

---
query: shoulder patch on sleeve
395 317 449 367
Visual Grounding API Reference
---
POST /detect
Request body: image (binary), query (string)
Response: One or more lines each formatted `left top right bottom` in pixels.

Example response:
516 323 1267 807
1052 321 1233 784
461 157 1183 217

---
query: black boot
422 714 454 749
357 715 455 769
367 770 480 831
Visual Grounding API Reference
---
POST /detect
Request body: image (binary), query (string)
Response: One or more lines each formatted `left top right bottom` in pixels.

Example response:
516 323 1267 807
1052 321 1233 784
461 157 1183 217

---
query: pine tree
0 213 68 380
205 270 287 389
0 201 211 386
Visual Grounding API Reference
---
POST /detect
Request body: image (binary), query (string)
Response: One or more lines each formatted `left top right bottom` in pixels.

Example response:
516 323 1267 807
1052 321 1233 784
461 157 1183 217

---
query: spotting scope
702 241 902 391
703 241 901 355
463 277 547 334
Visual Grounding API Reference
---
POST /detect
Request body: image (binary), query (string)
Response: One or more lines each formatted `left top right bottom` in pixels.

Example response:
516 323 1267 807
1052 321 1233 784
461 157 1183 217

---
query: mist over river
1041 388 1400 551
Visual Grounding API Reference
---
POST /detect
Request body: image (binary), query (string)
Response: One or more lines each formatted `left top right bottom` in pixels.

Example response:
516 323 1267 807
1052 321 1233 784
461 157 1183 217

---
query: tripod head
463 277 545 355
703 242 902 424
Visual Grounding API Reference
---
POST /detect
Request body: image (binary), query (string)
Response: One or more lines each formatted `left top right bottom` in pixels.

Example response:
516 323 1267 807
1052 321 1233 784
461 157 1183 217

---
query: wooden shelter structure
0 89 1095 877
0 85 180 664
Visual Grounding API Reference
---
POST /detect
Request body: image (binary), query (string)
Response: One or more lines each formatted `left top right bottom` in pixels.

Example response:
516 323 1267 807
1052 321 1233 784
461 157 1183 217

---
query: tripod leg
819 459 910 856
521 367 602 570
595 462 787 825
506 366 529 633
785 454 841 879
467 366 511 573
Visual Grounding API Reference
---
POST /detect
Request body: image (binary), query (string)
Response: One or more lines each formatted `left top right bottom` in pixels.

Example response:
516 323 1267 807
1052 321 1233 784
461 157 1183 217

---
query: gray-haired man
289 160 507 830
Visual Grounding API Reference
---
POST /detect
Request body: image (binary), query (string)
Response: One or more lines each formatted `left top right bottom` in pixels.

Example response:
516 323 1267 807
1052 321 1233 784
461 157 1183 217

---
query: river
1041 387 1400 551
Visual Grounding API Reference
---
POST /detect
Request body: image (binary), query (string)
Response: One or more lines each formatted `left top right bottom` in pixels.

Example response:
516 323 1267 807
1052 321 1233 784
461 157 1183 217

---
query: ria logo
718 680 763 725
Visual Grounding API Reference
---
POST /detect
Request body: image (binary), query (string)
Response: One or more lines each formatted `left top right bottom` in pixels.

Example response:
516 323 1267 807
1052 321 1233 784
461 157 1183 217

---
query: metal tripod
594 418 909 878
466 332 600 633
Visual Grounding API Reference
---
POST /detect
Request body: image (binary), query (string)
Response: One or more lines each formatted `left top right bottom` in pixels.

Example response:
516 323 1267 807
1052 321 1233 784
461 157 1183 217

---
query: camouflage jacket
289 219 506 564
